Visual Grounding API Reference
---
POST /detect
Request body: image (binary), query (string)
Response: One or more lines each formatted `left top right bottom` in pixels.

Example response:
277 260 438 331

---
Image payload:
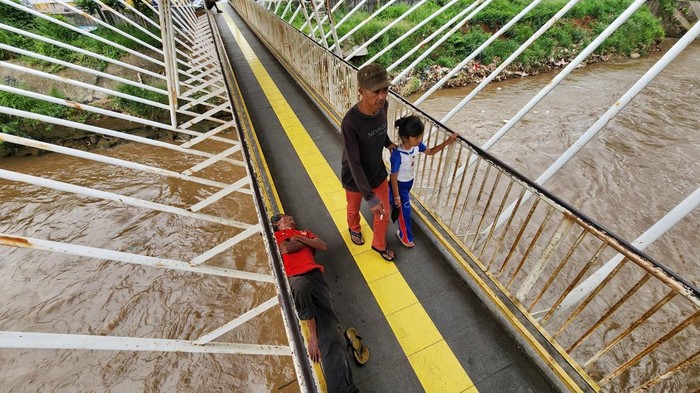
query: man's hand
307 335 321 363
370 202 385 220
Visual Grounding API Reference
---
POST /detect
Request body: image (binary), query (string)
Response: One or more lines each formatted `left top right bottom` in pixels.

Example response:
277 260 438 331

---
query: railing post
159 0 181 128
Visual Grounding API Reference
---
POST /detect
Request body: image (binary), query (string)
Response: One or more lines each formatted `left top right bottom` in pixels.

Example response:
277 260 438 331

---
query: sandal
349 229 364 245
396 230 414 248
371 246 395 261
345 327 369 366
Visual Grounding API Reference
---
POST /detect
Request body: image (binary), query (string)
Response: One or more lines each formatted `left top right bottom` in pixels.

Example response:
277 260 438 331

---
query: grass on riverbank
0 1 161 72
284 0 664 76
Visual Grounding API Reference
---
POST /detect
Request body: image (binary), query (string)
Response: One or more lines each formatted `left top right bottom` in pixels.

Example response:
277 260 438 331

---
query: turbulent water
0 140 298 392
414 39 700 287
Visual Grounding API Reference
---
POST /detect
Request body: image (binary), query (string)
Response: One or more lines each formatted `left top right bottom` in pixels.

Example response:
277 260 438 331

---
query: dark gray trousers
289 269 358 393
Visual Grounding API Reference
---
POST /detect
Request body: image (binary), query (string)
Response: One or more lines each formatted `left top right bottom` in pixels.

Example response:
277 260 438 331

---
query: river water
0 140 297 391
413 39 699 287
0 41 697 391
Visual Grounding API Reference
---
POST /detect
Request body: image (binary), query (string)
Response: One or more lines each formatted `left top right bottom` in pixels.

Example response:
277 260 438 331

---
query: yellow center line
222 13 476 393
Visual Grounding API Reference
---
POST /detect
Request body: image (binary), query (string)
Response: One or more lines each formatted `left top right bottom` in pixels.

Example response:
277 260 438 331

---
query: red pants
346 179 390 250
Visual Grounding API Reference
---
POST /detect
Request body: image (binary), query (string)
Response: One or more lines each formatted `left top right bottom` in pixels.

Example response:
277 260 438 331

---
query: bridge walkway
215 6 557 392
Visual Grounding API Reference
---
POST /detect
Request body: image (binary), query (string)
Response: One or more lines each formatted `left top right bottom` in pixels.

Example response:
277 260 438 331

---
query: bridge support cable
413 0 545 106
477 18 700 246
389 0 492 80
344 0 428 61
361 0 461 68
439 0 582 124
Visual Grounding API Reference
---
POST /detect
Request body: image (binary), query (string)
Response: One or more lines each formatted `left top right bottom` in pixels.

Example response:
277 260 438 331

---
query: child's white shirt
390 142 427 182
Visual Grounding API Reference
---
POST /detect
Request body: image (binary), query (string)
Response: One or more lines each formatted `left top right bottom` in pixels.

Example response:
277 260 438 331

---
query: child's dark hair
395 115 424 138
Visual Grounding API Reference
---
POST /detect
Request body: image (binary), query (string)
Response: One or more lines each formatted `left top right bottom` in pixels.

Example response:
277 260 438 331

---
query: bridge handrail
229 0 700 391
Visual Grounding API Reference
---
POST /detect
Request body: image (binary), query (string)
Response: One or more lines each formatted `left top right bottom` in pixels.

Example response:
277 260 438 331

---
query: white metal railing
230 0 700 391
0 1 313 391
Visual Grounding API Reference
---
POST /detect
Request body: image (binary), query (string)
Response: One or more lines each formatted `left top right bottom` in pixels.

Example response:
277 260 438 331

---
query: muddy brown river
0 40 698 391
414 39 699 287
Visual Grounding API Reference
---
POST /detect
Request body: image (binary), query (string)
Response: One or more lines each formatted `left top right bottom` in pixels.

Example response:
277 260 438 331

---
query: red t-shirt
274 228 324 277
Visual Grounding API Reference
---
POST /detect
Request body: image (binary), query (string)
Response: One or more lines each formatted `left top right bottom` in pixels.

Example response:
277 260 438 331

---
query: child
390 116 459 248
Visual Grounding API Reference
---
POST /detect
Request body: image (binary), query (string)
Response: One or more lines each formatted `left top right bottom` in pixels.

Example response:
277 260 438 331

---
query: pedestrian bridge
0 0 698 392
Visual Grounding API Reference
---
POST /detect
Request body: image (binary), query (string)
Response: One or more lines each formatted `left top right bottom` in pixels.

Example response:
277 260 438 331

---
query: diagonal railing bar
478 19 700 244
321 0 366 43
361 0 461 68
57 0 165 56
0 169 253 228
440 0 582 123
180 101 232 128
190 225 263 265
0 43 167 95
414 0 544 105
0 133 235 191
309 0 344 37
194 297 280 344
182 143 243 175
0 234 272 282
329 0 398 51
280 0 294 19
0 331 289 355
180 87 229 111
391 0 492 81
450 0 648 184
0 107 244 166
345 0 428 61
96 0 163 43
180 121 237 147
0 23 166 81
0 61 168 109
189 178 254 213
0 0 164 67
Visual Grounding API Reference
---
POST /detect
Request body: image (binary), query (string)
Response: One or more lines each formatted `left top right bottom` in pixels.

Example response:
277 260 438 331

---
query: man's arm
342 119 380 207
279 233 327 254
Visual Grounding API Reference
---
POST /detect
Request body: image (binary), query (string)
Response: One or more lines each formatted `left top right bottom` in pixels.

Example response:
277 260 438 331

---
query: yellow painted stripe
222 13 476 392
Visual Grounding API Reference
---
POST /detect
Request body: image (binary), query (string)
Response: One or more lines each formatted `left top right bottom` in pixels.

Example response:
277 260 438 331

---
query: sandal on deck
349 229 364 245
371 246 395 262
345 327 369 366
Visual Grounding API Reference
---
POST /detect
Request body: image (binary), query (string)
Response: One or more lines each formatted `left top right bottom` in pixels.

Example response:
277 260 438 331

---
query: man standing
271 213 365 393
340 63 396 262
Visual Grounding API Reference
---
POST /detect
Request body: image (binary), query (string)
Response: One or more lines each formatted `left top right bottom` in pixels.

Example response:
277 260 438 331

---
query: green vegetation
0 0 161 71
282 0 665 75
111 83 170 120
0 0 166 153
0 87 99 137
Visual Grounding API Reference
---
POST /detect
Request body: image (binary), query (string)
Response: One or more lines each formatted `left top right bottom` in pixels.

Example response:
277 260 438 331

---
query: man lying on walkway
271 213 368 393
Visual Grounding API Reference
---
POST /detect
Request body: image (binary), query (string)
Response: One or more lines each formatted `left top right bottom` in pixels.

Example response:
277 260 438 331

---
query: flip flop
396 230 414 248
371 246 395 261
349 229 364 245
345 327 369 366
